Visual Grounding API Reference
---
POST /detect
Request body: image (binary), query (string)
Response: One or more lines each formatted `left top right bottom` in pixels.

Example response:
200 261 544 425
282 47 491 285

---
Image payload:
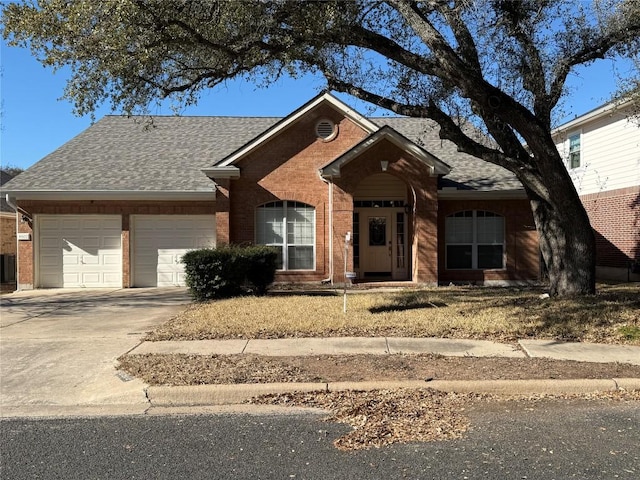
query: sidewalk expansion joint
517 341 531 358
241 339 250 354
124 340 145 356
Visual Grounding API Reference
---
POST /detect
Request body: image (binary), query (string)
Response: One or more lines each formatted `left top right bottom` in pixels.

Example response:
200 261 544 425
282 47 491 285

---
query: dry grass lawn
146 283 640 344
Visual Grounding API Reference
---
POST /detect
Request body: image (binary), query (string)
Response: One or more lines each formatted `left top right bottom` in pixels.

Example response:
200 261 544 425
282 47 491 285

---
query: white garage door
132 215 216 287
38 215 123 288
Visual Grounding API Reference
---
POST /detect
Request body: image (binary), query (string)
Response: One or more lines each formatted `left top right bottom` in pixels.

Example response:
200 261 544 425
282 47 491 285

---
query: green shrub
244 245 278 295
182 245 278 301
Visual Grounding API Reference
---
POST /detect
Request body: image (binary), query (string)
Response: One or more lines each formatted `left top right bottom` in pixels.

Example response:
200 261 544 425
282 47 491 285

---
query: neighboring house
553 100 640 281
1 169 18 290
3 93 540 290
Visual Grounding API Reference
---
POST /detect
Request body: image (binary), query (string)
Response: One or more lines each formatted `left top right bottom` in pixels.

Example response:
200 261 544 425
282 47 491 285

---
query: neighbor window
568 133 581 169
256 201 315 270
445 210 504 269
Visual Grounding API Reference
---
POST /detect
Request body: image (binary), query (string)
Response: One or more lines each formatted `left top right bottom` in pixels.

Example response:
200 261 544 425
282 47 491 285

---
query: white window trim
256 200 316 271
567 131 583 170
445 210 505 270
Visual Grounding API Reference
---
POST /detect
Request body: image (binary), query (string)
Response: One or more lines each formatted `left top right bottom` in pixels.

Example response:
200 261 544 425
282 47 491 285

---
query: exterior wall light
380 160 389 172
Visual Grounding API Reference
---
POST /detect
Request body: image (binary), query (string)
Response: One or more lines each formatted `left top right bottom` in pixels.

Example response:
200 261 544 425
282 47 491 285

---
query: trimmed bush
244 245 279 295
182 245 278 301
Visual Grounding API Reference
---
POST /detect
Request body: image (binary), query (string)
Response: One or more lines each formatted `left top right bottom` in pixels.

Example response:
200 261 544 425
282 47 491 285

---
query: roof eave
553 98 635 133
201 166 241 179
437 188 527 200
6 190 216 202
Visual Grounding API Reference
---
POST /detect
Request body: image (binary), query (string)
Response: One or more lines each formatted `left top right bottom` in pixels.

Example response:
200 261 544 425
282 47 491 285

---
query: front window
568 133 581 169
256 201 315 270
445 210 504 269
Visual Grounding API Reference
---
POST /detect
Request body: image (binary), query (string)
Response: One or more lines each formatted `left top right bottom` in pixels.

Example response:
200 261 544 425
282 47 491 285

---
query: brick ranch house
3 93 540 290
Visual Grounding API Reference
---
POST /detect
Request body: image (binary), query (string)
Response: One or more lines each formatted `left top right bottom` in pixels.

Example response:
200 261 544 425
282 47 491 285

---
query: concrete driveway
0 288 191 417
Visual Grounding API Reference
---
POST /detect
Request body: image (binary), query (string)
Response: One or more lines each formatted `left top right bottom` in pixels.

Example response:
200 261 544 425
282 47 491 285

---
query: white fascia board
320 127 451 178
201 166 241 179
215 92 379 168
553 98 634 134
437 189 527 200
8 190 216 201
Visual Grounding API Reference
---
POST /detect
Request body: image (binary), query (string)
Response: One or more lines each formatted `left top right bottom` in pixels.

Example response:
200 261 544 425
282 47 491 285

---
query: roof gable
204 92 379 178
320 126 451 178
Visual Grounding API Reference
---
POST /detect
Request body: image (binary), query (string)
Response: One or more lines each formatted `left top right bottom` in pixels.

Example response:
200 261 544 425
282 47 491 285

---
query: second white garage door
132 215 216 287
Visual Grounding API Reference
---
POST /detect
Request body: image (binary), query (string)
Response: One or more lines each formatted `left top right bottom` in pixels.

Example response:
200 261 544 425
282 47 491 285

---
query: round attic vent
315 119 337 141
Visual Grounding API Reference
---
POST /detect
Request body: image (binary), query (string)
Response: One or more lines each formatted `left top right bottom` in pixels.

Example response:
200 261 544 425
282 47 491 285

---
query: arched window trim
255 200 316 271
445 210 505 270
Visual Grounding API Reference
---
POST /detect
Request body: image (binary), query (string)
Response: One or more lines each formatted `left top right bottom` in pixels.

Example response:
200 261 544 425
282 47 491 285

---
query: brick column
215 180 231 245
17 212 34 290
413 178 439 284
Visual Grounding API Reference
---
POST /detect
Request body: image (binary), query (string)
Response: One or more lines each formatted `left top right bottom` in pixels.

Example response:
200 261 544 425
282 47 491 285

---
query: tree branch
550 21 640 106
494 2 550 120
331 24 442 76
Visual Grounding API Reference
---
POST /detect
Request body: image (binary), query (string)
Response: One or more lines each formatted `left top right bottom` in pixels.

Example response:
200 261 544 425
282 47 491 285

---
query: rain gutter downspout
5 194 19 214
5 194 32 219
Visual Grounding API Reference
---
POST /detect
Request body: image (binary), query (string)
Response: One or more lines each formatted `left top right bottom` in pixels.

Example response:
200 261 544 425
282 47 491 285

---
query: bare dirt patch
117 353 640 386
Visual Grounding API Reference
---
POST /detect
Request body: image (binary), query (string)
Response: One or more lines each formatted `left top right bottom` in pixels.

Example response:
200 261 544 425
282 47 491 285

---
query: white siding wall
554 107 640 196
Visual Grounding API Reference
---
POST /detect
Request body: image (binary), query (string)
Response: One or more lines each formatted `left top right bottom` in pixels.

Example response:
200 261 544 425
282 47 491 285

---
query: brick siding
1 215 16 256
580 185 640 268
1 214 17 290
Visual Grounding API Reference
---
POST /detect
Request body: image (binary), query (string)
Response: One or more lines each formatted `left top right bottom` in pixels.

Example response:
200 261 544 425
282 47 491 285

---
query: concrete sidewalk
129 336 640 408
131 336 640 365
3 335 639 417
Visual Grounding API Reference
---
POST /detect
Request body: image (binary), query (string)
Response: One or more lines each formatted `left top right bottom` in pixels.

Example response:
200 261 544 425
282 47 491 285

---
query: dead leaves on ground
252 387 640 451
254 388 485 450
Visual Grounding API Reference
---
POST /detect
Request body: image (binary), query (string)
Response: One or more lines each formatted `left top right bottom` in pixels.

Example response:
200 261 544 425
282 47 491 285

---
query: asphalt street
1 399 638 479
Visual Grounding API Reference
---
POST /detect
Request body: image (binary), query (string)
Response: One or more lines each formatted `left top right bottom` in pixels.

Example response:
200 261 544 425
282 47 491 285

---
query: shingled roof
376 117 522 191
3 116 278 193
4 114 522 193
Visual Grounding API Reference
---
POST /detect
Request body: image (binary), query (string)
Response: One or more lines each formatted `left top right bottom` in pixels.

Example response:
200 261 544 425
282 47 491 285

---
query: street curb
147 383 327 406
146 377 640 406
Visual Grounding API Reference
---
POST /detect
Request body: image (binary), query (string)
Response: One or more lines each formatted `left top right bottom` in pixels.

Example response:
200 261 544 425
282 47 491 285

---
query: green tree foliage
3 0 639 295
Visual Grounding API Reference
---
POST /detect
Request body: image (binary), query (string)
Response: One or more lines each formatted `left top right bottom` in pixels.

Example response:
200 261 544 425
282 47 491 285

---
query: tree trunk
529 192 596 296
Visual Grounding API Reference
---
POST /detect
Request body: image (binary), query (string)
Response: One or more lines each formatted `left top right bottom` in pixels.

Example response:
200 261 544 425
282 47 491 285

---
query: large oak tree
3 0 639 295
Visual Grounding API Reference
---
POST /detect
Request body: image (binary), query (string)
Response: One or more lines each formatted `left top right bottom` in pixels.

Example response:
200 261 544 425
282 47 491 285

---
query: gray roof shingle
5 116 279 192
376 117 523 191
4 114 522 193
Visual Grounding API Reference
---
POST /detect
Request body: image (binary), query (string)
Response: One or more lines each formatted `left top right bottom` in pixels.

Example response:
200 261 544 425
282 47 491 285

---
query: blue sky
1 39 626 171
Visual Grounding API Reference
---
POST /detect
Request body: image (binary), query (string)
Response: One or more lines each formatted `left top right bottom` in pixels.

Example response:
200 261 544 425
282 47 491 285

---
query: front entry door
356 208 409 281
363 214 392 278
